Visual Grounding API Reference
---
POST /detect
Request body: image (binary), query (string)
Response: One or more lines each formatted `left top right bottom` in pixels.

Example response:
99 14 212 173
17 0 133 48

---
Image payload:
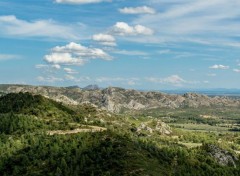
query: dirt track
47 126 107 135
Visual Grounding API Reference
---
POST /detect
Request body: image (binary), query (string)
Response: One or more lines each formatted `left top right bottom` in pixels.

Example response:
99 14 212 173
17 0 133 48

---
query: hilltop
0 84 239 113
0 92 74 115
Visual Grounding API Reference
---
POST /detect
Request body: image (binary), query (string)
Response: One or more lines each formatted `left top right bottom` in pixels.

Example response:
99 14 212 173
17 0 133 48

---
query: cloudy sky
1 0 240 90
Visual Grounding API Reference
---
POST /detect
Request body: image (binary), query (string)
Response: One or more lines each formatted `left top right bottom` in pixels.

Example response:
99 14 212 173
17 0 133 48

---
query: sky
0 0 240 90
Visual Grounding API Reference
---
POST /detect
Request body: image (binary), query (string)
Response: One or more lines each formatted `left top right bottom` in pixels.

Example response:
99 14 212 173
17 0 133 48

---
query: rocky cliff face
204 144 239 168
0 84 239 113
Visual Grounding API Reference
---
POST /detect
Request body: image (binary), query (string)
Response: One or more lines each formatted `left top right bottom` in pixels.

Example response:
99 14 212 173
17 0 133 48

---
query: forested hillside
0 93 239 176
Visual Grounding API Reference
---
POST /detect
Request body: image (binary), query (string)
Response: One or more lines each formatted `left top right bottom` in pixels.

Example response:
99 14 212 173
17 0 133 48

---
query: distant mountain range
0 84 240 113
161 88 240 97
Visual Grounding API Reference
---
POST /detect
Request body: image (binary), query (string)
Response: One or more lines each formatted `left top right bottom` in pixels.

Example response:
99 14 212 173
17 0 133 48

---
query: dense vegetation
0 92 74 116
0 93 239 175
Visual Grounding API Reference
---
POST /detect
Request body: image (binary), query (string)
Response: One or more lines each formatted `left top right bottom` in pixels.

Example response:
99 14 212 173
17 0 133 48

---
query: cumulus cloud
119 6 156 14
0 15 79 40
111 22 154 36
52 64 61 70
64 68 78 74
44 42 112 66
209 64 229 69
45 53 85 65
92 33 116 46
55 0 111 4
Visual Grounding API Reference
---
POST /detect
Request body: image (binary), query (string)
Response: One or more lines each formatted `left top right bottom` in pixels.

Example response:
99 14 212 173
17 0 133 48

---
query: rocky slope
204 144 239 168
136 120 172 135
0 84 239 113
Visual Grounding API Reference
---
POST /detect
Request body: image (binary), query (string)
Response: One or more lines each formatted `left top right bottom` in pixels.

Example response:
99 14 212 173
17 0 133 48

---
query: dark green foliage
0 132 162 176
0 92 239 176
0 93 81 132
0 92 74 117
0 113 44 134
0 131 239 176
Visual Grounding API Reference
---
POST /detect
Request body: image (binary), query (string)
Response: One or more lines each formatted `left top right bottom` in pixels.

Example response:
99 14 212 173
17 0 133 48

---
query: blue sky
1 0 240 90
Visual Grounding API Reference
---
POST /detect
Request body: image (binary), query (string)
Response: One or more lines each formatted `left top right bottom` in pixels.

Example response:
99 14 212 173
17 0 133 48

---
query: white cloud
157 50 171 55
55 0 111 4
112 50 148 56
119 6 156 14
145 75 202 87
92 33 116 46
146 75 186 86
65 74 76 80
45 52 86 65
96 77 124 83
35 64 61 73
35 64 49 69
133 0 240 47
127 80 137 86
233 69 240 73
37 76 63 83
0 54 20 61
65 75 91 82
75 76 91 82
44 42 112 66
64 68 78 74
0 15 79 40
209 64 229 69
52 64 61 70
111 22 154 36
95 77 139 86
207 73 217 77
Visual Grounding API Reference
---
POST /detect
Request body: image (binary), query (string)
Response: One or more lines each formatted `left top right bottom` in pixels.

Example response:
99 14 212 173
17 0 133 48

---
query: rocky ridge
136 120 172 135
0 84 239 113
